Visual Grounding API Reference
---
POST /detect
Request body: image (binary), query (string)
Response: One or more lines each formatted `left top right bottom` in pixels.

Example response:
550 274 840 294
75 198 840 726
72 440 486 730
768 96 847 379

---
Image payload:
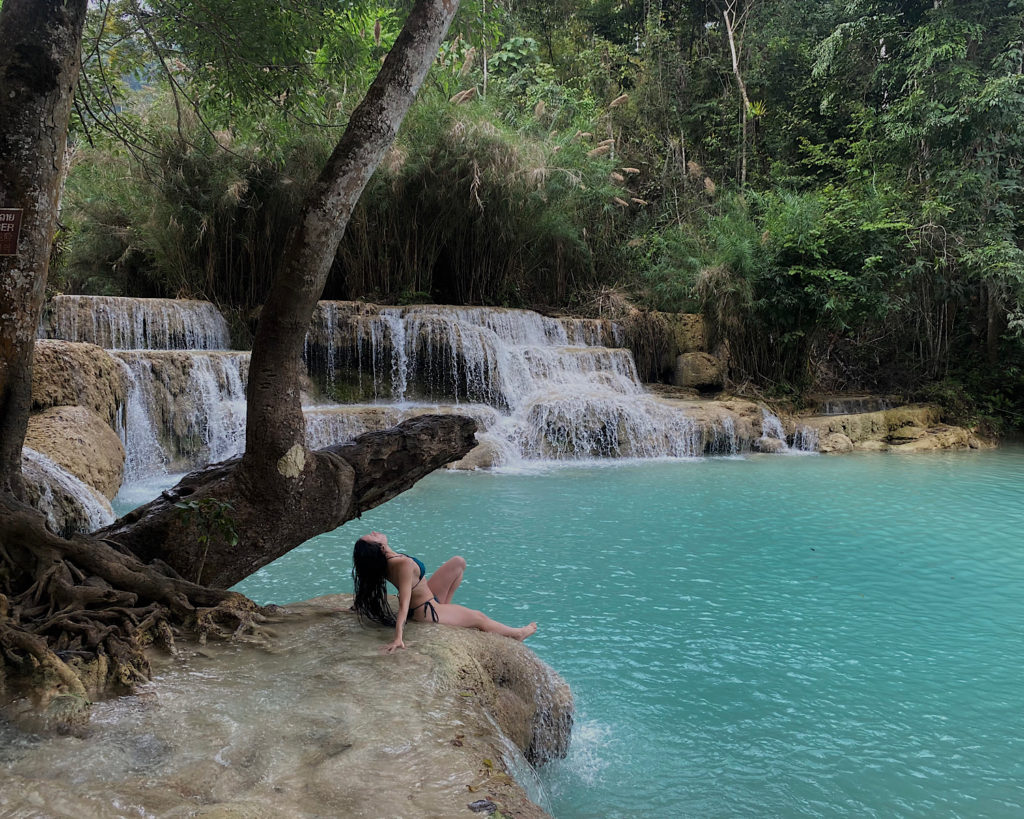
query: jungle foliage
57 0 1024 425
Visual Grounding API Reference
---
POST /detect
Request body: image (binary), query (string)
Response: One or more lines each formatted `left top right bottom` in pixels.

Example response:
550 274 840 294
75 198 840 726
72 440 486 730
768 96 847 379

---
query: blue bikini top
406 554 426 579
388 553 426 584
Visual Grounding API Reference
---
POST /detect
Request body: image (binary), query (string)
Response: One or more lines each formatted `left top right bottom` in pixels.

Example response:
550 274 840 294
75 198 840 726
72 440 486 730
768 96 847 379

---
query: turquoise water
234 449 1024 818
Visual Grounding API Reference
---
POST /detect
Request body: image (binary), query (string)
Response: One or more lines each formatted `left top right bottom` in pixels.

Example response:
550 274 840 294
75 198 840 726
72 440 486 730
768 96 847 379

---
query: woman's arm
384 562 413 654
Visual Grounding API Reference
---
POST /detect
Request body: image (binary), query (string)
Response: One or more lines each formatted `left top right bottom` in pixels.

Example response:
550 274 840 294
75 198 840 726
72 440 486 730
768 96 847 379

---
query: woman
351 531 537 654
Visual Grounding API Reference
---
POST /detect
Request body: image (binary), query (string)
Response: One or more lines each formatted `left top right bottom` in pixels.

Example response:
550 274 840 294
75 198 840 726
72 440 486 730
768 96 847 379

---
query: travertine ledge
0 594 571 819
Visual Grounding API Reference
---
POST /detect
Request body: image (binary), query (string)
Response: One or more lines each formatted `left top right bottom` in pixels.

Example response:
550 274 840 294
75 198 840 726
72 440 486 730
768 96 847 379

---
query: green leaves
175 498 239 585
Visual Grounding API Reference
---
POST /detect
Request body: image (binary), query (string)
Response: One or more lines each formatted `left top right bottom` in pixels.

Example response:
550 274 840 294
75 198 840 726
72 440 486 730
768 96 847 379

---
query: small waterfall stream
303 303 710 462
22 448 114 532
43 295 230 350
114 351 249 477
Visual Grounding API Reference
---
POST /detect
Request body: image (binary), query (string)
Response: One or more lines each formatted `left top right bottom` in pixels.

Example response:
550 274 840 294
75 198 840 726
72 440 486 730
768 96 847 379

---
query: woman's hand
381 638 406 654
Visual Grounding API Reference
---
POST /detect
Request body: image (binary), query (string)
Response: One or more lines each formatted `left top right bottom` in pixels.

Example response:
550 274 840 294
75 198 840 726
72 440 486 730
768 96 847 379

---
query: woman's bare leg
428 556 466 604
431 602 536 641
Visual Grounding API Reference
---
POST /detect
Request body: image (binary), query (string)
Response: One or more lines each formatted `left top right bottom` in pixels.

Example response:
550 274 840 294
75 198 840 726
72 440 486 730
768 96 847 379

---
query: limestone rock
673 352 723 391
0 594 565 818
25 406 125 499
798 405 939 449
447 439 500 470
888 425 927 443
818 432 854 454
31 339 125 428
796 404 978 453
891 425 978 452
753 436 785 454
424 627 573 768
21 448 114 536
656 311 706 354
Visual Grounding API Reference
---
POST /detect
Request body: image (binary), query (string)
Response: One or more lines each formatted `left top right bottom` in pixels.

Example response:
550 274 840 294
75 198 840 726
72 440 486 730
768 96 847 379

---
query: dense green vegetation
56 0 1024 427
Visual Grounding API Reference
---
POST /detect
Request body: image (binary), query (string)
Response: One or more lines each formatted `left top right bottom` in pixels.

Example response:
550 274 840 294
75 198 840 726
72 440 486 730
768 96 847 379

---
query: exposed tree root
0 494 268 725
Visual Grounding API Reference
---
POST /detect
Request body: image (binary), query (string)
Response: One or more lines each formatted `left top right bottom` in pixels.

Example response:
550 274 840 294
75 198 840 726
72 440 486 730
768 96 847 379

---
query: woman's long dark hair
352 537 396 626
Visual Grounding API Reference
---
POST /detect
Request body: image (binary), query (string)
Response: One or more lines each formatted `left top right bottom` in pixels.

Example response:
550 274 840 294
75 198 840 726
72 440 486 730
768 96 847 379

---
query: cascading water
114 351 249 476
42 296 816 516
44 297 250 488
304 303 706 463
22 448 114 533
791 425 819 452
43 295 230 351
760 408 788 448
115 357 169 483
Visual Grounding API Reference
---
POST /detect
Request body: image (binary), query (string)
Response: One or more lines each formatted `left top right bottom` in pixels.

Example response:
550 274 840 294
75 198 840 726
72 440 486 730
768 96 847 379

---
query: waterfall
758 410 820 454
709 415 740 456
41 296 811 510
115 357 169 483
817 395 894 416
792 425 819 453
22 448 114 533
114 351 249 475
760 408 787 444
41 296 245 482
304 303 710 463
43 295 230 350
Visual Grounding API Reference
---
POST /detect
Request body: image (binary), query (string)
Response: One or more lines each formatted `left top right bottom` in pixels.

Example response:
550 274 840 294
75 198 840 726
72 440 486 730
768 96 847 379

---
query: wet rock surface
21 448 114 536
0 595 570 819
25 405 125 499
31 339 126 428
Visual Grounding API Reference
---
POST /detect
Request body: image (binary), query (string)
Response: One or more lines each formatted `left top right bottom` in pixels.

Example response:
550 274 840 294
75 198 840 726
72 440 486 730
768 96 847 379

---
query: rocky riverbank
0 595 571 818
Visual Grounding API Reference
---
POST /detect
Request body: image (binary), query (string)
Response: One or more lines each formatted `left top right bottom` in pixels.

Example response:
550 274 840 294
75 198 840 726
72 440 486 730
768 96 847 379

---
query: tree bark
101 415 476 590
717 1 752 187
244 0 461 486
0 0 89 499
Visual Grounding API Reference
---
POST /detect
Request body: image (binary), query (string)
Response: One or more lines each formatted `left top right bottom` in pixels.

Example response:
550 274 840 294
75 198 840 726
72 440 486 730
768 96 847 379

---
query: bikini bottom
410 596 440 623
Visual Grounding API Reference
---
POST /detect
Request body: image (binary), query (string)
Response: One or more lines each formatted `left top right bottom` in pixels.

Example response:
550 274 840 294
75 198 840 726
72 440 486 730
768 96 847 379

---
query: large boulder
25 406 125 499
818 432 854 454
656 311 706 354
31 339 125 428
673 351 724 391
0 595 570 818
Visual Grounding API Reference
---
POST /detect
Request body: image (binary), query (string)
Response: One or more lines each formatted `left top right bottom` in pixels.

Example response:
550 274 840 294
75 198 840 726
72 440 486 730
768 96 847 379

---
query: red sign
0 209 23 256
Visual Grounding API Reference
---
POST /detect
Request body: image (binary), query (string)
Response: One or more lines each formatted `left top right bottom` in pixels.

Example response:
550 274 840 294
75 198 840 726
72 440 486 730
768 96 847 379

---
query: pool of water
233 449 1024 818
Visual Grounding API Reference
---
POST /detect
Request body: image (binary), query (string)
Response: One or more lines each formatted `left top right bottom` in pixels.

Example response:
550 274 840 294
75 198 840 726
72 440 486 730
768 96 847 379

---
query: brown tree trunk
101 415 476 589
0 0 89 499
244 0 460 485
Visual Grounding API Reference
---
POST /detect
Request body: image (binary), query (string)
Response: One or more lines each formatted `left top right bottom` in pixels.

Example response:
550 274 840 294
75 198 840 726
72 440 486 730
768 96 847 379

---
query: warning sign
0 209 23 256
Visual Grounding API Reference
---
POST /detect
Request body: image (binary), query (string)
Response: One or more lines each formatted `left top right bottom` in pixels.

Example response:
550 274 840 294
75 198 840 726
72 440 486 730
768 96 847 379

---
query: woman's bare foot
513 622 538 641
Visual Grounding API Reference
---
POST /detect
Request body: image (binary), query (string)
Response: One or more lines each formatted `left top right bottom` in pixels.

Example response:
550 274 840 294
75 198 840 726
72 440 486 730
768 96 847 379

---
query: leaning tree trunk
1 0 467 710
101 416 476 589
0 0 88 499
106 0 466 584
